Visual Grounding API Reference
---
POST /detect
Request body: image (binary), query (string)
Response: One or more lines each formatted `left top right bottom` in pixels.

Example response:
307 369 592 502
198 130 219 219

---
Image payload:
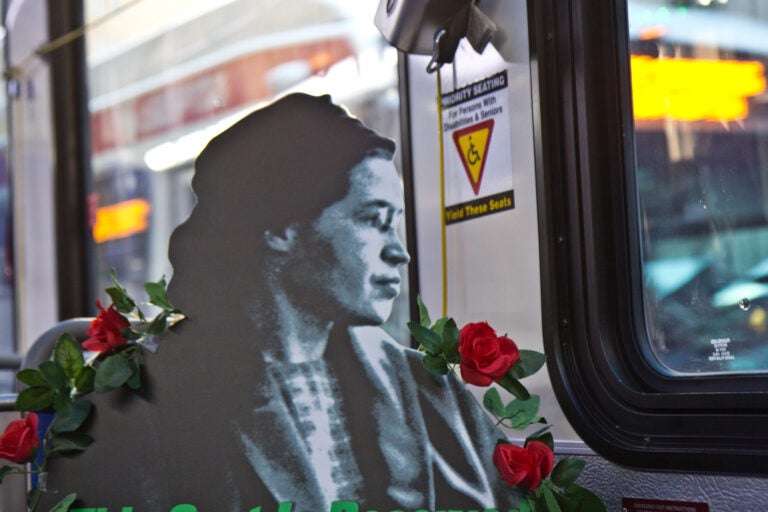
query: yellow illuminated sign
92 198 151 243
631 55 766 121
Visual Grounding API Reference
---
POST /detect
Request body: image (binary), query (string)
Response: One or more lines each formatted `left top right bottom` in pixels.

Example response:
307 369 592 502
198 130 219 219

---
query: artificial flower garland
0 271 184 512
408 297 606 512
0 277 605 511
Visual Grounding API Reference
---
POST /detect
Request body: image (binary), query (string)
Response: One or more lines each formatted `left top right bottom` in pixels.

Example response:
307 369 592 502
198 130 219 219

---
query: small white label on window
708 337 735 361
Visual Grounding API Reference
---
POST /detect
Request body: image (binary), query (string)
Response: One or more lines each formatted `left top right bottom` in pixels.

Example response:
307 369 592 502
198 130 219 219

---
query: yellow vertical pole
436 68 448 317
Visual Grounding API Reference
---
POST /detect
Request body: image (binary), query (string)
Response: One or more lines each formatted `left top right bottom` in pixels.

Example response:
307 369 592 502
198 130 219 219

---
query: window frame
533 0 768 474
49 0 96 318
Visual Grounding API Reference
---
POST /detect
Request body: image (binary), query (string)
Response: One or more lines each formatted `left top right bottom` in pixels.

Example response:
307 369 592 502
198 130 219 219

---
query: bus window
629 0 768 374
0 33 14 391
535 0 768 474
0 149 12 392
84 0 408 340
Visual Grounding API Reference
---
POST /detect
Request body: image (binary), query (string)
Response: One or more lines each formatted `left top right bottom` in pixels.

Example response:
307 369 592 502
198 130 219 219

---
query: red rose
493 440 555 491
524 441 555 489
82 300 130 354
0 413 39 464
458 322 520 386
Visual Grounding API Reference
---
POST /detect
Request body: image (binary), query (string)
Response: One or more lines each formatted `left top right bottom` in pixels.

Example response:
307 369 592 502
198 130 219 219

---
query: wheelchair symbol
466 136 481 166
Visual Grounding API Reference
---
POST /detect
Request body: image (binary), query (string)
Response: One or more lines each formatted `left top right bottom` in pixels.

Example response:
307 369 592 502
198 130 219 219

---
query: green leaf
54 334 84 380
50 432 94 453
94 354 133 393
106 287 135 314
53 391 73 412
126 358 141 389
543 486 563 512
508 350 547 380
146 310 170 335
51 399 92 433
145 276 174 310
505 393 540 415
0 465 15 483
440 318 460 363
107 268 136 313
74 366 95 395
533 493 551 512
422 353 449 375
504 395 541 429
496 373 531 401
416 295 431 327
564 485 606 512
440 317 460 343
408 322 442 354
443 347 461 364
49 493 78 512
16 369 46 387
553 489 579 512
39 361 68 391
16 387 55 411
430 316 450 336
519 499 531 512
482 387 506 418
551 458 586 488
122 327 143 341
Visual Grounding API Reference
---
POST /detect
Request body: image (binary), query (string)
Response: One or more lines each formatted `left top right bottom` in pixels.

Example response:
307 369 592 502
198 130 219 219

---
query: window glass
630 0 768 373
84 0 408 340
0 29 14 391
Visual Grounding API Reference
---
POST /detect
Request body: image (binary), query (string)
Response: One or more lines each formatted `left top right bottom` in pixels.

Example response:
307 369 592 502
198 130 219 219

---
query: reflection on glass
630 0 768 373
84 0 407 339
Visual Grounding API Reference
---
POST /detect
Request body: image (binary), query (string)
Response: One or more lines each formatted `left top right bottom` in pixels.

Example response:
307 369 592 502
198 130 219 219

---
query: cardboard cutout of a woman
41 94 521 511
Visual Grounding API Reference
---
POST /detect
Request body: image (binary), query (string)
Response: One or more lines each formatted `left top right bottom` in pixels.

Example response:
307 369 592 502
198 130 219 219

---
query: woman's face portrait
284 156 409 326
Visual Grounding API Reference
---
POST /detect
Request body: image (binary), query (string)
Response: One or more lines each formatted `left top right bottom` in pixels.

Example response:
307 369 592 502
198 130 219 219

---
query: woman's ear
264 224 299 253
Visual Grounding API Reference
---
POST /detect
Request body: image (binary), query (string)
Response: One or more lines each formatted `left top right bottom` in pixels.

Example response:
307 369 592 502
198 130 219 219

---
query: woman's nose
382 237 410 266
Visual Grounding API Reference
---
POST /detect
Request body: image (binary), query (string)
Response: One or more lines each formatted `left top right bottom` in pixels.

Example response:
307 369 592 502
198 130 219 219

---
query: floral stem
28 488 40 512
3 468 33 476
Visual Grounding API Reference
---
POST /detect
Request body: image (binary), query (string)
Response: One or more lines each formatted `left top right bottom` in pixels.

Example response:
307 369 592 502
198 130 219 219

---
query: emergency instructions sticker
708 337 734 362
442 70 515 225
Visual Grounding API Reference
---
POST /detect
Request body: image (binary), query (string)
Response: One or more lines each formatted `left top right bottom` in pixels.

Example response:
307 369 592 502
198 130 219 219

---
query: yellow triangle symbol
456 129 489 181
452 119 494 195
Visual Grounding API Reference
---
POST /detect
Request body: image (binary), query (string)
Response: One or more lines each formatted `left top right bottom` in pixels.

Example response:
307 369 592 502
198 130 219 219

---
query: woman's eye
363 209 393 231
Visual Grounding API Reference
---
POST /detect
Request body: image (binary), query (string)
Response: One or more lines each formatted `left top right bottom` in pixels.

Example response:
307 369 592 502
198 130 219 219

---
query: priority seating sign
441 71 515 225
